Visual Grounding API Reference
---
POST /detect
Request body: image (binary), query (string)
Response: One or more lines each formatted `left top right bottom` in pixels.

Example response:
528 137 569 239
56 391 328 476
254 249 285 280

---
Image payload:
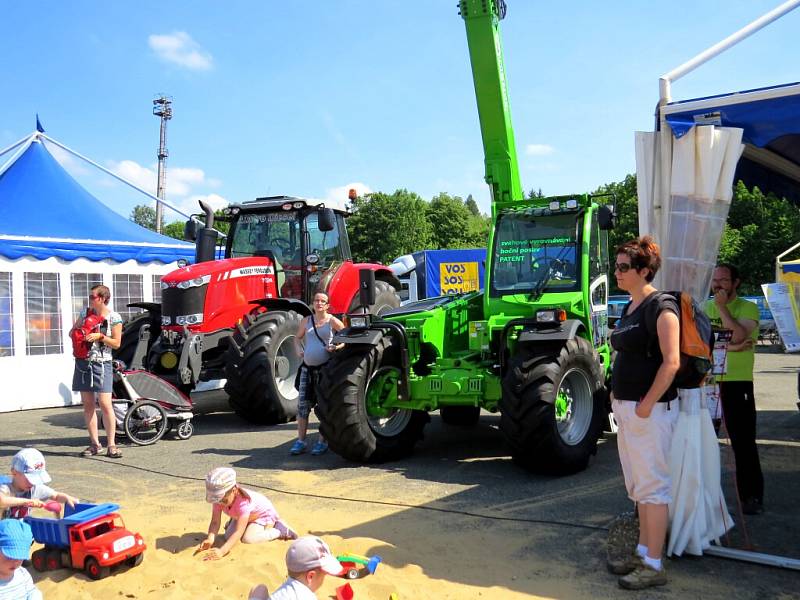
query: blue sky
2 1 799 223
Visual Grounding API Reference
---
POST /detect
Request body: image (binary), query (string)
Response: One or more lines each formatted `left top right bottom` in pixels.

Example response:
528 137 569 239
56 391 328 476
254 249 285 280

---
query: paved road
2 348 797 598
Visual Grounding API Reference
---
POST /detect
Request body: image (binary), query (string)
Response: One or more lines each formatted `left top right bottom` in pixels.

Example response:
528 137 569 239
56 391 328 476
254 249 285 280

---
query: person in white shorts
609 236 680 590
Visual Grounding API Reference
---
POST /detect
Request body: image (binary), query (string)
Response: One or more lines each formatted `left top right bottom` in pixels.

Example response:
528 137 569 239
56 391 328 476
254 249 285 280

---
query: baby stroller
110 360 195 445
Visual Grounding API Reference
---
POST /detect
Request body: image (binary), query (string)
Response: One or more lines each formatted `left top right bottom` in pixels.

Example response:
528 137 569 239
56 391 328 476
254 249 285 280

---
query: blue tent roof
0 139 194 263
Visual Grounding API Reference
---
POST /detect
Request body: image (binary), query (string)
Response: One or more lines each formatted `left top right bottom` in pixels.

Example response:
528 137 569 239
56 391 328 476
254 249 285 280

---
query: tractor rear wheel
499 337 605 475
316 335 429 462
440 406 481 427
113 310 161 368
225 310 303 424
348 280 401 315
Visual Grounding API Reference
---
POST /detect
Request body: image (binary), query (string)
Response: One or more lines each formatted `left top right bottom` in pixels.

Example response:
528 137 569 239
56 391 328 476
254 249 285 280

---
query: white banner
761 282 800 352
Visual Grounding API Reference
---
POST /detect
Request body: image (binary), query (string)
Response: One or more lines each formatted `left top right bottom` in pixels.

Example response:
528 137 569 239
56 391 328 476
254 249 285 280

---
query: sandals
106 446 123 459
80 444 103 457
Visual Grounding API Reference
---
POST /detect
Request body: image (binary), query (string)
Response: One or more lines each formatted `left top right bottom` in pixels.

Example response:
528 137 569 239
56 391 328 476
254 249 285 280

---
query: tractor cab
223 196 351 303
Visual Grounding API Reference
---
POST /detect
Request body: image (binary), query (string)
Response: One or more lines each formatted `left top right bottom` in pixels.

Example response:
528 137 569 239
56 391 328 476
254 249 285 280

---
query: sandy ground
3 348 799 599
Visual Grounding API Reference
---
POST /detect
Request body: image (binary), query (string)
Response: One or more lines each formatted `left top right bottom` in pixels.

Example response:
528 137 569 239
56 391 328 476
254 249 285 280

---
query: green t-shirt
704 296 760 382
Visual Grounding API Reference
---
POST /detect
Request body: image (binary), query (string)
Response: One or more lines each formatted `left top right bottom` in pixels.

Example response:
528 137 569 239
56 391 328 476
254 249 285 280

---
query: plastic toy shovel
336 583 354 600
43 501 62 515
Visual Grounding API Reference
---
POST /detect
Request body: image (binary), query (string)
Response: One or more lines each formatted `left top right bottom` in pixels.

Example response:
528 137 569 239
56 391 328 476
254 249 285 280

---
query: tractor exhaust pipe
195 200 218 264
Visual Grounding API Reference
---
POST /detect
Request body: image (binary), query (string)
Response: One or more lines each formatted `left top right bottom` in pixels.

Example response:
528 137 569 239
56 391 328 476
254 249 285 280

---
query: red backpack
69 310 107 359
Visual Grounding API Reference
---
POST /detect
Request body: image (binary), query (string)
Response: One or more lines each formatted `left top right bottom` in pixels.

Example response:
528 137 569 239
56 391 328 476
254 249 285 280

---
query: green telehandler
316 0 615 475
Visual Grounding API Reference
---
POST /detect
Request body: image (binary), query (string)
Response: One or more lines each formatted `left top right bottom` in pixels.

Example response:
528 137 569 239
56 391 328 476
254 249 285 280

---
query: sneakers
607 553 643 575
289 440 307 455
274 519 298 540
618 563 667 590
311 440 328 456
742 498 764 515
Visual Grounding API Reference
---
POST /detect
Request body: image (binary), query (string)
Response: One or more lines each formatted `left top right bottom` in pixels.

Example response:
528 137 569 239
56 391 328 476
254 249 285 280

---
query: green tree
593 174 639 293
527 188 545 199
347 189 433 264
427 193 472 249
130 204 156 231
162 220 186 240
464 194 481 217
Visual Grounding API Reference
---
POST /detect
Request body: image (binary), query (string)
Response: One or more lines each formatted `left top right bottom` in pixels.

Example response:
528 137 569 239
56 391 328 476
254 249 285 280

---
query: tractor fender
327 262 401 314
333 327 385 346
517 319 583 343
125 302 161 315
251 298 312 317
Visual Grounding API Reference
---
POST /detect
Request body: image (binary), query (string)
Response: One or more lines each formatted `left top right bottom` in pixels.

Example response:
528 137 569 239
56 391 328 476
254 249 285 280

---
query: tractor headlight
565 198 578 209
176 313 204 326
161 315 172 326
177 275 211 289
548 201 561 211
160 352 179 370
536 309 566 323
349 315 369 329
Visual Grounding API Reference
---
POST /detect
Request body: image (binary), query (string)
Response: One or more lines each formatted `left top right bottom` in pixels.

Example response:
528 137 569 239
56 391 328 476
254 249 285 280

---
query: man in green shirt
704 264 764 515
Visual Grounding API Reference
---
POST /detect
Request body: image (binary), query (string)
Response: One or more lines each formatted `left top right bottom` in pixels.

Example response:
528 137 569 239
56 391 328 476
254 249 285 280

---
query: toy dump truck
26 502 145 580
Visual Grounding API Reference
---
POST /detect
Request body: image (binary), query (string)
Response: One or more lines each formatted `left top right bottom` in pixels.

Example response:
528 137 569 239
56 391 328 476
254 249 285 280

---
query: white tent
0 131 194 412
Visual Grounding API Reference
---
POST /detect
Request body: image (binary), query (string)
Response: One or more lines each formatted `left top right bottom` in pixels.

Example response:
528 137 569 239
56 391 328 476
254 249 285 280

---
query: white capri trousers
612 398 679 505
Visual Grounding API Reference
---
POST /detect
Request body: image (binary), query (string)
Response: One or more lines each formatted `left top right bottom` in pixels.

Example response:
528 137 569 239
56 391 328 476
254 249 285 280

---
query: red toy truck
25 502 145 580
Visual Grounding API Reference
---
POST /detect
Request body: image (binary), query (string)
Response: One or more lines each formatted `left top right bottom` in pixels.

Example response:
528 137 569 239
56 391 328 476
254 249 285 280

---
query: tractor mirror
184 219 199 242
359 269 376 309
318 208 336 232
598 205 615 230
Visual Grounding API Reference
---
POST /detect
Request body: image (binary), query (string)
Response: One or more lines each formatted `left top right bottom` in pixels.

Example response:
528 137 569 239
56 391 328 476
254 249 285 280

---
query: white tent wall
0 256 179 412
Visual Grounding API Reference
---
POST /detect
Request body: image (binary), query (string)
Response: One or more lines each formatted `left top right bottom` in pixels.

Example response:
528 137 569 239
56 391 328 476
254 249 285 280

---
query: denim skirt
72 359 113 393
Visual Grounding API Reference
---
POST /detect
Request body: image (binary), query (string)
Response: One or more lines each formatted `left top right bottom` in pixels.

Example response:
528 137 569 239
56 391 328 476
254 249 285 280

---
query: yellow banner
440 262 480 294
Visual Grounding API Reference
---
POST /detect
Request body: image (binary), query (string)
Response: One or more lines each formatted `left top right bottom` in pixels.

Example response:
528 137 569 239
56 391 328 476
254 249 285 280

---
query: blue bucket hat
0 519 33 560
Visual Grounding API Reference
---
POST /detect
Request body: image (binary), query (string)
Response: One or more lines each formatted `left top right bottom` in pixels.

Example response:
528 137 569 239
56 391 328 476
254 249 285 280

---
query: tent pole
0 134 35 180
0 134 33 160
659 0 800 103
705 545 800 571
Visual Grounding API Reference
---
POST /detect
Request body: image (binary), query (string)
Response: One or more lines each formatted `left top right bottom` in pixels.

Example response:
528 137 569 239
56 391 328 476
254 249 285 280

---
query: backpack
645 291 714 389
69 310 107 359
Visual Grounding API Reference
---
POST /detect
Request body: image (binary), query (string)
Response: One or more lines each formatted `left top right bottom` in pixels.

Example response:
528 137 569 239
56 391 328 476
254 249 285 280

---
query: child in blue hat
0 448 78 519
0 519 42 599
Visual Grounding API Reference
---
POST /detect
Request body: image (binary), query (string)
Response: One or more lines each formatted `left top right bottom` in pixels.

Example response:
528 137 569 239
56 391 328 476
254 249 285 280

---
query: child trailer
111 360 195 445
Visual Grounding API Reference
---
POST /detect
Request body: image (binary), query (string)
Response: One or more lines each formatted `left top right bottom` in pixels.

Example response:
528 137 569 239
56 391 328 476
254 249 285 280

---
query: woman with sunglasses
608 236 680 590
71 285 124 458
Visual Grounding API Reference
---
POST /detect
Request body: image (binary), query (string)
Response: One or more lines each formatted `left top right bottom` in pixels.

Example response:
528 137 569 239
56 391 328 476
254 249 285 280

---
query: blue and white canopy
0 135 194 263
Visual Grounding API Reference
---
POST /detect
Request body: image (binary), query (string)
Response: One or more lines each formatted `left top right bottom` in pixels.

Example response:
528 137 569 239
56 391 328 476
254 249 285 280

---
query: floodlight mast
153 95 173 234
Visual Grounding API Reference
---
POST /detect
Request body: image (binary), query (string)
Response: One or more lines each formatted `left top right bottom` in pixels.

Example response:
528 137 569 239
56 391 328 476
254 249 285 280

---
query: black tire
316 335 429 462
113 311 161 368
45 549 61 570
348 280 401 315
127 553 144 568
225 310 303 425
499 337 605 475
175 420 194 440
85 556 110 580
31 549 47 572
439 406 481 427
123 399 169 445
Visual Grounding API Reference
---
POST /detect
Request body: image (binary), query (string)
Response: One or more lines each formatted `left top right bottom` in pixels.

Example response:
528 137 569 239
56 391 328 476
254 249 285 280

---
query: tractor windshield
491 212 579 296
228 212 302 265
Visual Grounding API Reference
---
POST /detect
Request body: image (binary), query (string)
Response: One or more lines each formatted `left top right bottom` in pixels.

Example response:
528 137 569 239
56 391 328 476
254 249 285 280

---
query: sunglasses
89 294 101 300
614 262 636 273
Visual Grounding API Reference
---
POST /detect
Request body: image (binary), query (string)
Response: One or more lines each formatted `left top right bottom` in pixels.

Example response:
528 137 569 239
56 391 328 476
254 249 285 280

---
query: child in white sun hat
196 467 298 561
248 535 344 600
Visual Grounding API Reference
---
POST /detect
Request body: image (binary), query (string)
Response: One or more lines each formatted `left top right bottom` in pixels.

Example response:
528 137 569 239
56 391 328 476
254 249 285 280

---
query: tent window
24 272 63 356
70 273 104 323
0 273 13 357
113 274 144 322
152 275 162 303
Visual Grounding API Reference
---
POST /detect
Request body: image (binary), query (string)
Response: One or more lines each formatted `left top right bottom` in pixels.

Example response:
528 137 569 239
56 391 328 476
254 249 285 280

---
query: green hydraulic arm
459 0 523 211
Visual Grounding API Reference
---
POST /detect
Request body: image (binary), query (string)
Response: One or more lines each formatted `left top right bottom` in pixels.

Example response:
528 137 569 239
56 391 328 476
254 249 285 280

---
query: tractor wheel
113 310 161 368
348 280 401 315
31 549 47 572
225 310 303 424
499 337 605 475
316 335 429 462
439 406 481 427
85 557 110 580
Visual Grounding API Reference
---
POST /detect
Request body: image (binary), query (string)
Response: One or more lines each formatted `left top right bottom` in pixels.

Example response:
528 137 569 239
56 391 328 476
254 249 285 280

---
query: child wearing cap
197 467 298 561
0 448 78 520
0 519 42 600
248 536 344 600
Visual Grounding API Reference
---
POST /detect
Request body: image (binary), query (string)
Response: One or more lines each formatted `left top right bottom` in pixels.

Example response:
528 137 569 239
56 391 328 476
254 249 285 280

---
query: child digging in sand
197 467 297 561
0 448 78 520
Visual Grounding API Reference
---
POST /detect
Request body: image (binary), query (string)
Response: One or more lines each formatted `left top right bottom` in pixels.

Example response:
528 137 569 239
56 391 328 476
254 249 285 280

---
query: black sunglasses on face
614 262 635 273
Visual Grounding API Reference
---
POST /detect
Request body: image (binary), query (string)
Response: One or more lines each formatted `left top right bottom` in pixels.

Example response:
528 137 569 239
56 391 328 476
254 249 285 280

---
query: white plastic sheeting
635 123 743 556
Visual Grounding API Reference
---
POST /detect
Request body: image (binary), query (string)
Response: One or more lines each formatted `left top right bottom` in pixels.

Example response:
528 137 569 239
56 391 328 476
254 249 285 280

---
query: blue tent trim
0 139 194 264
663 82 800 146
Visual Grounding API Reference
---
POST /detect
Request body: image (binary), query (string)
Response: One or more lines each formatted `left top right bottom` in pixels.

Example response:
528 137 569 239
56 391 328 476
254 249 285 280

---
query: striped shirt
0 568 43 600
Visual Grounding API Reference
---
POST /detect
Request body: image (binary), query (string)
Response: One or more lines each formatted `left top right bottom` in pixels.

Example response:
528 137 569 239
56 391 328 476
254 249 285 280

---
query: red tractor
117 194 401 424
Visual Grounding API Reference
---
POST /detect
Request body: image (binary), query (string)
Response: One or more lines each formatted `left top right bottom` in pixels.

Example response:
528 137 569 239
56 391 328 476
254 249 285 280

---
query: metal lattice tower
152 95 173 233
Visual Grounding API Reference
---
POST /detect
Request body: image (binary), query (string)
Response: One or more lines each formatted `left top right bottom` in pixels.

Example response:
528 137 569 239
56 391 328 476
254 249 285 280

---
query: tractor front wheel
113 310 161 368
316 336 429 462
225 310 303 424
348 280 401 315
499 337 605 475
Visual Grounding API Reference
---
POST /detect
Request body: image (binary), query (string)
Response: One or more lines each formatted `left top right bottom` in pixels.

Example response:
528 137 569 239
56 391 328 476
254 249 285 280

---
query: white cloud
109 159 157 194
171 193 228 219
46 142 90 175
525 143 555 156
148 32 213 71
325 182 372 209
